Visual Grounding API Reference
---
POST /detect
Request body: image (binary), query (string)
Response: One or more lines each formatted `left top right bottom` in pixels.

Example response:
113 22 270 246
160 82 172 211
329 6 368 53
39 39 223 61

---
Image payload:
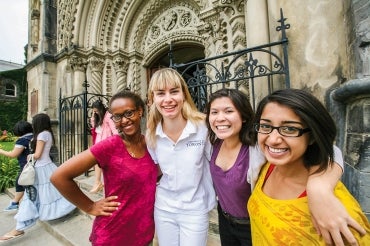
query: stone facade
25 0 369 217
331 0 370 219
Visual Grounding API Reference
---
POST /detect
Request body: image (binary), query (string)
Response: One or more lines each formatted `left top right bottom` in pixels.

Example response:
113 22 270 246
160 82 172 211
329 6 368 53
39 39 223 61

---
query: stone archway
133 2 206 95
147 44 205 82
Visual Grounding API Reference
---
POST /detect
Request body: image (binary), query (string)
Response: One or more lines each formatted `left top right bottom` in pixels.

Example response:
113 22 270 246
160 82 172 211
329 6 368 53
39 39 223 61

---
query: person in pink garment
89 100 118 193
51 90 157 246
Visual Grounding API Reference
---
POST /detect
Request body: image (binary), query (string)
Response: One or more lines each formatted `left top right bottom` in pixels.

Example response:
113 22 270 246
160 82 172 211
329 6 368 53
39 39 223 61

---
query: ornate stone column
113 56 129 92
69 55 87 94
130 60 141 94
88 56 105 94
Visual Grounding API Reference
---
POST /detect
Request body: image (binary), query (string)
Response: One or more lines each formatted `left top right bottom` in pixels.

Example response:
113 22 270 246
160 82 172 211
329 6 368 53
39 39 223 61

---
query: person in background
248 88 370 245
89 99 118 193
51 90 157 246
0 113 76 242
146 68 216 246
0 120 33 211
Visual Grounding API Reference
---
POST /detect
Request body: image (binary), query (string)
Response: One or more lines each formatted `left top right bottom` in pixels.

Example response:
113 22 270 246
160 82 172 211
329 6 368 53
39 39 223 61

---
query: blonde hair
146 68 205 147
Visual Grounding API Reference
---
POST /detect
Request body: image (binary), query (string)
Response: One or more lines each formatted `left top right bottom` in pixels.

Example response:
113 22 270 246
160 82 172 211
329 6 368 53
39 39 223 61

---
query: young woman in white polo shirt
146 68 216 245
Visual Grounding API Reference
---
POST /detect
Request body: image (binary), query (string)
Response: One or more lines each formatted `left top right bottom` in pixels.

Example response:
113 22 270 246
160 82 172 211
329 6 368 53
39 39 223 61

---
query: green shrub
0 142 19 192
0 142 15 150
0 132 16 142
0 157 19 192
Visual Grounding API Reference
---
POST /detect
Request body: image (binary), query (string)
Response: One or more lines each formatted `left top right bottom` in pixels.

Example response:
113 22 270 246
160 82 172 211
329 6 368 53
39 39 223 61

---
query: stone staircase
4 172 221 245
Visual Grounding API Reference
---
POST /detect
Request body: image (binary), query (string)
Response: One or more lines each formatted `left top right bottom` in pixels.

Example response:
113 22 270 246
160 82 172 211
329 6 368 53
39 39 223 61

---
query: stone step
4 187 92 246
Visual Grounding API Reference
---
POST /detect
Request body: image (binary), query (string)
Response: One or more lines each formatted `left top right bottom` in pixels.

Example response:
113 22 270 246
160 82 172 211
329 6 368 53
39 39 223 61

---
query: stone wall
332 79 370 219
331 0 370 219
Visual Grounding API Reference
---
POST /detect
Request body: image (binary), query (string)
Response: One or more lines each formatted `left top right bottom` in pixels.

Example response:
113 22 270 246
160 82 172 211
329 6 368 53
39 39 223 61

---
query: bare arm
50 150 120 216
307 163 366 246
0 147 23 158
32 139 45 159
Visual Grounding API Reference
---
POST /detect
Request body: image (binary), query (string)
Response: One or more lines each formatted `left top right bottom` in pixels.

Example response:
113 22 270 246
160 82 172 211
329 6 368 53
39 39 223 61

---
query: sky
0 0 28 65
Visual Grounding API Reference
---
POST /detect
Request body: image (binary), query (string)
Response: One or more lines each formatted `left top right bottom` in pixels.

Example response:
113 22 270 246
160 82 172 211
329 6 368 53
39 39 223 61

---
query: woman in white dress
0 113 76 242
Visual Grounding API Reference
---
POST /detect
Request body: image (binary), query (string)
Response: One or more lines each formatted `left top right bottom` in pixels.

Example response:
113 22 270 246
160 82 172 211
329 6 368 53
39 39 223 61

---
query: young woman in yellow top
248 88 370 245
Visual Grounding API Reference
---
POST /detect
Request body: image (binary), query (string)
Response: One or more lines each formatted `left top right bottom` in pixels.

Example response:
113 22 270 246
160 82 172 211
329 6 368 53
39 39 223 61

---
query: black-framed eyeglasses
110 109 137 123
254 123 311 137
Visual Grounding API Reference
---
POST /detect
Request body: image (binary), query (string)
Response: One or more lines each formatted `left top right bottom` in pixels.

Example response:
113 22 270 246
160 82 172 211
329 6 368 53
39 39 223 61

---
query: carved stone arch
77 0 98 49
96 1 127 50
121 1 202 51
141 4 204 61
111 0 140 51
76 1 119 50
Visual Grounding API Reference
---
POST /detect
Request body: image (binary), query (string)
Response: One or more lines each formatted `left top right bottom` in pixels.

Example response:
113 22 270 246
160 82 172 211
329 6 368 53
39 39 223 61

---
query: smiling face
152 85 184 120
110 97 142 137
258 102 311 167
208 97 242 141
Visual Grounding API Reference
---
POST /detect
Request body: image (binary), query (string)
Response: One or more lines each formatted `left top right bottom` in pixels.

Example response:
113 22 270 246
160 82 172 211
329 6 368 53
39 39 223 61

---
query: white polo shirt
147 120 216 215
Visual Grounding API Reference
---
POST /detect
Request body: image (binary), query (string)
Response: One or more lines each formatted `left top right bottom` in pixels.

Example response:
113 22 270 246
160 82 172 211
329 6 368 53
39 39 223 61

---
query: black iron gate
59 82 110 166
170 8 290 111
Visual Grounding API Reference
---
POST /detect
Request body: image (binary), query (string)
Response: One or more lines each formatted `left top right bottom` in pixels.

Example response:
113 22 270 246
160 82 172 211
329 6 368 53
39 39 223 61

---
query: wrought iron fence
59 82 110 169
170 8 290 111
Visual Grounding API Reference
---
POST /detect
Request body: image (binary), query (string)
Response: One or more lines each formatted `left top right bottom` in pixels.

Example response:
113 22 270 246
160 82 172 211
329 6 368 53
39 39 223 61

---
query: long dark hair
206 88 256 146
92 100 107 127
30 113 55 152
254 88 336 173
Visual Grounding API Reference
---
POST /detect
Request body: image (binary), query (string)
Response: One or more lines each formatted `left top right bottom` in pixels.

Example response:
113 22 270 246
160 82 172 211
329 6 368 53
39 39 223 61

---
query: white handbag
18 155 36 186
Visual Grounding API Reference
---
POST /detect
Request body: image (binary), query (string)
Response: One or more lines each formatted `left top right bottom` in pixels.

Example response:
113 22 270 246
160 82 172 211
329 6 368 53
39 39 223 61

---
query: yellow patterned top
247 163 370 246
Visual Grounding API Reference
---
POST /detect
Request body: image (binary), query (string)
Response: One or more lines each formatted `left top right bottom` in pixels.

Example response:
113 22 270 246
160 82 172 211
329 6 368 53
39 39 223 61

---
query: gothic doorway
147 44 205 83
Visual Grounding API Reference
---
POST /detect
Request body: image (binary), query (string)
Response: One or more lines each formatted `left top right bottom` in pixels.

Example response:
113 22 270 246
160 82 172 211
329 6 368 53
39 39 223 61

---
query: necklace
129 151 136 158
121 133 144 158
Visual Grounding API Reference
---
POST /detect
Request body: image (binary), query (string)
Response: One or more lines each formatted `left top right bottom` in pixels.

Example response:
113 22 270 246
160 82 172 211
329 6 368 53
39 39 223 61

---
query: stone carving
150 25 161 39
203 20 222 39
105 62 112 96
162 11 178 31
30 0 40 51
89 56 105 72
180 11 192 27
69 55 86 72
144 6 200 49
58 0 76 51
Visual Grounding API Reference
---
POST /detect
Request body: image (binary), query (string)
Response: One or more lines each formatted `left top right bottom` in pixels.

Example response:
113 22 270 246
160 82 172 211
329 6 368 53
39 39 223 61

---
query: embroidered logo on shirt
186 140 205 147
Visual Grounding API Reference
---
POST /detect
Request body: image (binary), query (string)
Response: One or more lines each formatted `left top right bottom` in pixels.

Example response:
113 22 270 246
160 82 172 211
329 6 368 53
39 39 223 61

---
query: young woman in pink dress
51 90 157 246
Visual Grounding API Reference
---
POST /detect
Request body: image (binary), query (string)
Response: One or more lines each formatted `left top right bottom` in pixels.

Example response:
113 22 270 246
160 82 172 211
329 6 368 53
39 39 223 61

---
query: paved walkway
0 191 71 245
0 173 221 245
